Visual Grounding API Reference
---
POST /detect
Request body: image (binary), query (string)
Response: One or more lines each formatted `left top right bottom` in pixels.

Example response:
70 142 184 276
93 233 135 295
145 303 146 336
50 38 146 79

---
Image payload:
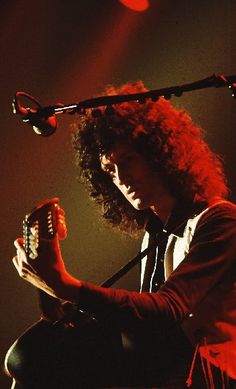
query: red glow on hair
119 0 150 12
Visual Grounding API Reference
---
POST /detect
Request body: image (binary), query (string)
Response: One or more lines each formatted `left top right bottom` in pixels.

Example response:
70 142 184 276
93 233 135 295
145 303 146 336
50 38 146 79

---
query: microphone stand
13 73 236 136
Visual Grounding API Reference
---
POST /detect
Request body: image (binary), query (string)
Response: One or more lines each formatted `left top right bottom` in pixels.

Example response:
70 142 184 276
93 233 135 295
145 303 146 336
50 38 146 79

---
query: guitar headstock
23 198 67 260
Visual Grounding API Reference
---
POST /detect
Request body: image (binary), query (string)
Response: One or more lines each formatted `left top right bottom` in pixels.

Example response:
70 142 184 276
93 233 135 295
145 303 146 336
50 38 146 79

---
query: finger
14 240 26 258
12 255 26 278
12 255 19 269
14 239 29 267
14 238 24 249
13 255 37 278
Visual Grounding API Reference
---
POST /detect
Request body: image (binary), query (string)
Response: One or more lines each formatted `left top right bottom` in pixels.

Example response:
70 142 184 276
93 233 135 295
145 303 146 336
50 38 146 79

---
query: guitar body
6 311 127 389
5 311 197 389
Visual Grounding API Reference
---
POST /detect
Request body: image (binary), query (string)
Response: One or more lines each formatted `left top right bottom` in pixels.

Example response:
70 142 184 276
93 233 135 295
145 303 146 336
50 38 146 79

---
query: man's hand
13 235 82 302
13 236 67 299
12 201 82 302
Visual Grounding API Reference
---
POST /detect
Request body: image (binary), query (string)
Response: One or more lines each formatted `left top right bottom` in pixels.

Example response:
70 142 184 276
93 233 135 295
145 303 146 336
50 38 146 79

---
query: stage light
119 0 150 12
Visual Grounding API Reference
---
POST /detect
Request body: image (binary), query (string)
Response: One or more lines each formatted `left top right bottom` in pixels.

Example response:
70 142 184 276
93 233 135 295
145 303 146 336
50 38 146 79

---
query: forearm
61 277 174 331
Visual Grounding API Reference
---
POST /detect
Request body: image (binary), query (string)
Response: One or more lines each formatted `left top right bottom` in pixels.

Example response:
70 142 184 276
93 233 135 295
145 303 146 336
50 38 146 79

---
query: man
5 81 236 388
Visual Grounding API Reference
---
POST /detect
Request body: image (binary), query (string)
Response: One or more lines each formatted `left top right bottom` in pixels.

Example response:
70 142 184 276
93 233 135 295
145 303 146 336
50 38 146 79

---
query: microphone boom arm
13 73 236 136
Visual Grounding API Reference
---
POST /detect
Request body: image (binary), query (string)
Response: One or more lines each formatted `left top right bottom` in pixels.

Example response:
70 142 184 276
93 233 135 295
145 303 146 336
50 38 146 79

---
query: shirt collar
145 200 207 237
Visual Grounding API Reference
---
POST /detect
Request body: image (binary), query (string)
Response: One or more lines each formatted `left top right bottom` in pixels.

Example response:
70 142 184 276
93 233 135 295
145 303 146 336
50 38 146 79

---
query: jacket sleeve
77 203 236 331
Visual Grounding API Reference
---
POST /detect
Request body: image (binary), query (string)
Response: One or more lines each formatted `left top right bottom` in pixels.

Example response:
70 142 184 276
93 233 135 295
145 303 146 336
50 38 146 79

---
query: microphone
22 109 57 137
12 92 57 136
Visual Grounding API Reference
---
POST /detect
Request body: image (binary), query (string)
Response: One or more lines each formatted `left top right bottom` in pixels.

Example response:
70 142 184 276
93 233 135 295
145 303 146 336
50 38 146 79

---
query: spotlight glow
119 0 150 12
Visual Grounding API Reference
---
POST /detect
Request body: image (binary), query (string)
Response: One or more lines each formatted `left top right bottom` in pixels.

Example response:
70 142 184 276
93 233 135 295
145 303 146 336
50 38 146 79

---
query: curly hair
72 81 228 233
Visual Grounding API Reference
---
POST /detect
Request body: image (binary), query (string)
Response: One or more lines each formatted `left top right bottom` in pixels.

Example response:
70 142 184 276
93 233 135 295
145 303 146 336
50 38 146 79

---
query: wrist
57 271 82 303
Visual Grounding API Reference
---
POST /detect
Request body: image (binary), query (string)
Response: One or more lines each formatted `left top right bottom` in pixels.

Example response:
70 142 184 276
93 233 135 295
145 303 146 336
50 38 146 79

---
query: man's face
100 142 171 211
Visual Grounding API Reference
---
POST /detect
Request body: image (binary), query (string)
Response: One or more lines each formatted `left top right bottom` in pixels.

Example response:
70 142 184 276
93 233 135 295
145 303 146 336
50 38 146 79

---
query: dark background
0 1 235 387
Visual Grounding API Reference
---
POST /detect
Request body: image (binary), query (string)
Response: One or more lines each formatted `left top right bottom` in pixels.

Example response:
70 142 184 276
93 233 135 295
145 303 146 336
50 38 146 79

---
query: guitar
6 199 177 388
23 197 70 322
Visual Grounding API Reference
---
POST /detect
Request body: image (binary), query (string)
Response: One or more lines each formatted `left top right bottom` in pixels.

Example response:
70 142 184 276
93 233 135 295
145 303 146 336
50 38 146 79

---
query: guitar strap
101 201 207 289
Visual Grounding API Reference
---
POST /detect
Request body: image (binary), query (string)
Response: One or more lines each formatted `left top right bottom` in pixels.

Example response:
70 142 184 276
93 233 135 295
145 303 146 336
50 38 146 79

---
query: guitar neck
23 198 69 322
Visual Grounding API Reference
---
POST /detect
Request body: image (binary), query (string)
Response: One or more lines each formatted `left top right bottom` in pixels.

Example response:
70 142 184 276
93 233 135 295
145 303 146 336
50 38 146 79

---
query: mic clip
13 92 58 137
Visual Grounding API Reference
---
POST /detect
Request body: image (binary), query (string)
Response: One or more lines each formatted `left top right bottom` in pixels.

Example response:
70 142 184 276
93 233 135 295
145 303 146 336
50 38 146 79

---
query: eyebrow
100 147 136 168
